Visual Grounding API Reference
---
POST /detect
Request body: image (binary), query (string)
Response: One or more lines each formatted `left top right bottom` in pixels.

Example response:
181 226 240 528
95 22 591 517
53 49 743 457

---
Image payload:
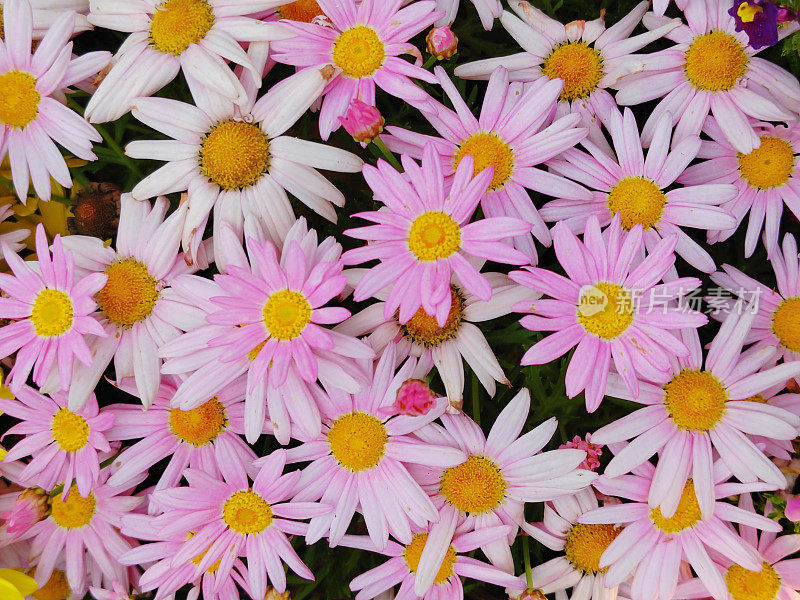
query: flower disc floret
407 212 461 261
684 31 748 92
541 42 604 101
168 397 228 446
564 523 621 574
453 132 515 190
30 570 71 600
327 412 388 472
97 259 159 327
772 297 800 352
0 70 40 128
51 409 90 453
650 480 702 533
664 370 727 431
200 120 271 190
277 0 324 22
607 177 666 230
222 490 273 535
262 289 312 340
150 0 215 55
332 26 386 79
404 534 457 584
725 562 781 600
31 289 74 337
440 455 507 514
50 486 96 529
577 282 634 340
738 136 795 190
399 288 463 346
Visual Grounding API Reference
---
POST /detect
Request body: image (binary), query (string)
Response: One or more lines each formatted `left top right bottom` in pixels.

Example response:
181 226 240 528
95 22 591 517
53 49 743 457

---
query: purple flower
729 0 779 49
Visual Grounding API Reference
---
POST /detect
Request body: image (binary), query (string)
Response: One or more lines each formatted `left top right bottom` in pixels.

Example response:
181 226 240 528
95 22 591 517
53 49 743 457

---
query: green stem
423 54 438 69
523 534 533 590
373 136 403 172
471 372 480 426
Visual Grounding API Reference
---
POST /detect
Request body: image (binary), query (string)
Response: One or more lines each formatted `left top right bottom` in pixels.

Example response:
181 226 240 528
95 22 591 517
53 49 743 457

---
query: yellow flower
0 569 38 600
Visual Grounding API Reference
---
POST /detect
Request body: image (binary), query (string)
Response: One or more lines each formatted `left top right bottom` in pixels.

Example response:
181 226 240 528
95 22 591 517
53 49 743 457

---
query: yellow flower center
607 176 667 230
664 369 728 431
200 120 271 190
222 490 273 535
168 397 228 446
399 287 463 347
262 289 312 340
97 259 159 328
332 25 385 79
452 132 515 191
440 455 507 515
0 6 4 41
650 480 702 534
726 562 781 600
149 0 215 55
541 42 604 101
31 289 74 337
771 297 800 352
327 412 388 472
277 0 324 22
51 408 89 453
564 523 621 574
577 282 634 340
403 533 457 585
50 486 96 529
684 31 748 92
738 136 795 190
407 212 461 262
30 570 71 600
0 71 40 129
186 531 224 573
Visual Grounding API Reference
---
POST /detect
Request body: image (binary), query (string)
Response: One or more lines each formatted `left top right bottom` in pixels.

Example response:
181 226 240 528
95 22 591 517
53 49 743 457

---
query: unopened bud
2 487 49 538
339 99 385 144
379 379 437 417
426 26 458 60
265 587 291 600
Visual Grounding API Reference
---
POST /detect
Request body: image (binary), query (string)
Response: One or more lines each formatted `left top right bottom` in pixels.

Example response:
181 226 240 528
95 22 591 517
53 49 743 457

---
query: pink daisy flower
409 389 596 574
616 0 800 154
159 218 374 444
454 1 680 148
124 450 328 599
17 471 143 593
510 215 707 412
287 344 462 550
0 386 113 497
523 487 622 600
581 463 782 600
340 508 523 599
60 195 200 410
84 0 289 123
678 118 800 258
0 224 107 392
336 272 539 406
540 106 738 273
0 0 110 201
344 143 532 326
382 66 587 260
104 375 256 493
591 303 800 520
270 0 442 140
709 233 800 362
676 493 800 600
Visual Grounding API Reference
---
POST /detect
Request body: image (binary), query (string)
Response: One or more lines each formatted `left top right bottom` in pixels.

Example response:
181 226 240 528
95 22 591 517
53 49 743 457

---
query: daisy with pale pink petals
617 0 800 154
510 215 707 412
287 345 462 550
0 0 110 201
0 386 113 497
159 218 374 444
344 143 532 327
541 106 737 273
340 507 523 600
123 450 328 600
271 0 442 140
675 493 800 600
582 462 782 600
104 375 256 493
679 118 800 258
0 224 106 392
382 66 587 260
409 389 595 575
592 303 800 521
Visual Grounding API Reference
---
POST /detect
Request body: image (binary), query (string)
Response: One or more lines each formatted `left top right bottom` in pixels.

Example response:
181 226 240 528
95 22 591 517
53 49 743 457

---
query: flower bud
776 5 797 22
378 379 437 417
2 488 49 538
339 99 385 143
265 587 291 600
426 26 458 60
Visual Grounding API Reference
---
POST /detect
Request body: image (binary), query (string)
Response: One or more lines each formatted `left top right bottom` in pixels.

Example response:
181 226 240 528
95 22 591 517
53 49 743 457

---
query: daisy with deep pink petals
0 386 113 497
340 508 523 600
382 66 587 260
510 215 707 412
344 143 532 327
540 106 738 273
159 218 374 444
104 375 256 493
675 494 800 600
0 224 106 392
270 0 442 140
124 450 328 600
679 118 800 258
592 303 800 521
617 0 800 154
409 389 595 575
581 463 782 600
287 345 463 550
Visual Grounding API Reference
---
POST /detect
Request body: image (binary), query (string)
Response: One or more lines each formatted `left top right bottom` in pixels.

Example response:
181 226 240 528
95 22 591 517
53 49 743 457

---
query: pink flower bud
777 4 797 22
1 488 49 538
378 379 437 417
559 434 603 471
784 492 800 521
426 26 458 60
339 99 385 143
